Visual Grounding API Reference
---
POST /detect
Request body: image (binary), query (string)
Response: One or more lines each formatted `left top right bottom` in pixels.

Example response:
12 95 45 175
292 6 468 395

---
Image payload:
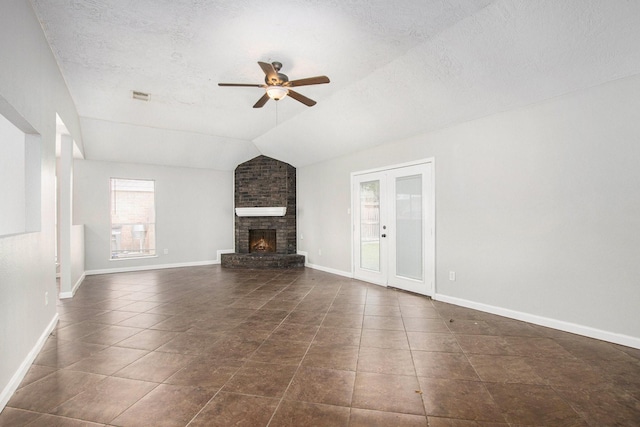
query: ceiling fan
218 61 330 108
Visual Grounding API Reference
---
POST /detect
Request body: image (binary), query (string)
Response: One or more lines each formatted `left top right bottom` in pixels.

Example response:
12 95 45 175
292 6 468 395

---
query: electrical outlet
318 248 322 256
45 291 49 306
164 248 169 255
449 271 456 281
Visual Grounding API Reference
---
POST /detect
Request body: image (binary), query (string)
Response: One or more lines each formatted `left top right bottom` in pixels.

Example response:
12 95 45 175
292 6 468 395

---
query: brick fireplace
221 155 305 268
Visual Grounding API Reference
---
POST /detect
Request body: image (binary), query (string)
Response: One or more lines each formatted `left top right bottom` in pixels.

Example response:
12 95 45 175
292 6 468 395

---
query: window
110 178 156 259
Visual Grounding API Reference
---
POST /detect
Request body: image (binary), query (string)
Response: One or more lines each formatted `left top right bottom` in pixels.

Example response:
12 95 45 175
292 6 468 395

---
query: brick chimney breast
234 155 297 255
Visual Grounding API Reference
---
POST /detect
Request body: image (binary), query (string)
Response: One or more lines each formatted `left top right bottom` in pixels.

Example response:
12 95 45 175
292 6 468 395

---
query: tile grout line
446 314 509 425
264 280 350 427
403 296 432 422
346 284 368 424
186 272 313 427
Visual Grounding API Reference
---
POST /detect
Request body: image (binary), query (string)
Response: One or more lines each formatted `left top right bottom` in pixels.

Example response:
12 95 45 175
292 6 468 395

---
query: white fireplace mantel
235 207 287 217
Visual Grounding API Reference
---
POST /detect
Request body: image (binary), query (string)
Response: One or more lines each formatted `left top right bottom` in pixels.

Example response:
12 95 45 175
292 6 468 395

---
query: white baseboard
435 294 640 350
306 263 352 278
59 272 86 299
0 313 59 412
85 259 220 276
298 252 353 278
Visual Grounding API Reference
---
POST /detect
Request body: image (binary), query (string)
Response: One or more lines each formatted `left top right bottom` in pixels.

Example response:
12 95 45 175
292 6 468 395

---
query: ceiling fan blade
218 83 264 87
253 93 270 108
287 89 317 107
258 61 279 84
286 76 330 87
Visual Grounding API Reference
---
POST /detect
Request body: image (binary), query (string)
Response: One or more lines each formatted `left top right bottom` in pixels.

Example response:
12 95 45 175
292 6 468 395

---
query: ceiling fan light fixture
266 85 288 101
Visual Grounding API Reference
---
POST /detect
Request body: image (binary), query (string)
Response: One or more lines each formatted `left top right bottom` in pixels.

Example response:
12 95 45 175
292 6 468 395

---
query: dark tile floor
2 266 640 426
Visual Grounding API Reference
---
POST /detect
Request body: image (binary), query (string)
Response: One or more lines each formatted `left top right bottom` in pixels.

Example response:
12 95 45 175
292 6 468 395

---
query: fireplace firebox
249 229 276 253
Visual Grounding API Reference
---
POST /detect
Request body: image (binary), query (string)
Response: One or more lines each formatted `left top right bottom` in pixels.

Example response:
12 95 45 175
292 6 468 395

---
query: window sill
109 255 158 262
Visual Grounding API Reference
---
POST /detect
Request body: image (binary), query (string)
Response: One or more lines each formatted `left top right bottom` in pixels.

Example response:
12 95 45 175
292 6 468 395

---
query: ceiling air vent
132 90 150 101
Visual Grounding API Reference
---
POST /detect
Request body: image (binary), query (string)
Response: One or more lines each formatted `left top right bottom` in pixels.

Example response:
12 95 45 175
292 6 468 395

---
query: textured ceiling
31 0 640 170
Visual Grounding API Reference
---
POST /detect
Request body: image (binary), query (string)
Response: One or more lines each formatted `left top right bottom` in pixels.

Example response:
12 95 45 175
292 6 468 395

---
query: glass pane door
395 174 422 280
360 180 380 271
387 163 433 295
353 173 387 285
353 161 433 295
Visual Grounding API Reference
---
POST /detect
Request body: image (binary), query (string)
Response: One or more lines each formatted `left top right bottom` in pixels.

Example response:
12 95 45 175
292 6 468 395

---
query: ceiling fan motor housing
265 73 289 85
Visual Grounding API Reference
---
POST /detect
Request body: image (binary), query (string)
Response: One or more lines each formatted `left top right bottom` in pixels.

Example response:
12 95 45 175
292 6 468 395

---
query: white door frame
351 158 435 296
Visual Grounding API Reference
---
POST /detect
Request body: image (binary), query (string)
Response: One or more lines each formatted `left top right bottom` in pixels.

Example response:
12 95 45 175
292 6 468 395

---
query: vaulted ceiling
31 0 640 170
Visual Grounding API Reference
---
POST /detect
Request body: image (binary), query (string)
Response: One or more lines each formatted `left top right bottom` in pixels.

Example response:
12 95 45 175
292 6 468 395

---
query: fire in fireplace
249 229 276 253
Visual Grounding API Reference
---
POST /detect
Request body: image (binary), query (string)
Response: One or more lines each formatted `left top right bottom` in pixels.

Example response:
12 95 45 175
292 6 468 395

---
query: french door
352 161 434 296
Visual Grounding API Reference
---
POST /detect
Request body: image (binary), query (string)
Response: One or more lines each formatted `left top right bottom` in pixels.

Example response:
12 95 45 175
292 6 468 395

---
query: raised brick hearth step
221 253 305 269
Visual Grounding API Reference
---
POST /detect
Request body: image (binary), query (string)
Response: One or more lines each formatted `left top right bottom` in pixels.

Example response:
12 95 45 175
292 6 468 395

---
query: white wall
74 159 234 273
70 225 85 291
57 134 75 296
0 0 83 410
298 73 640 346
0 113 26 236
